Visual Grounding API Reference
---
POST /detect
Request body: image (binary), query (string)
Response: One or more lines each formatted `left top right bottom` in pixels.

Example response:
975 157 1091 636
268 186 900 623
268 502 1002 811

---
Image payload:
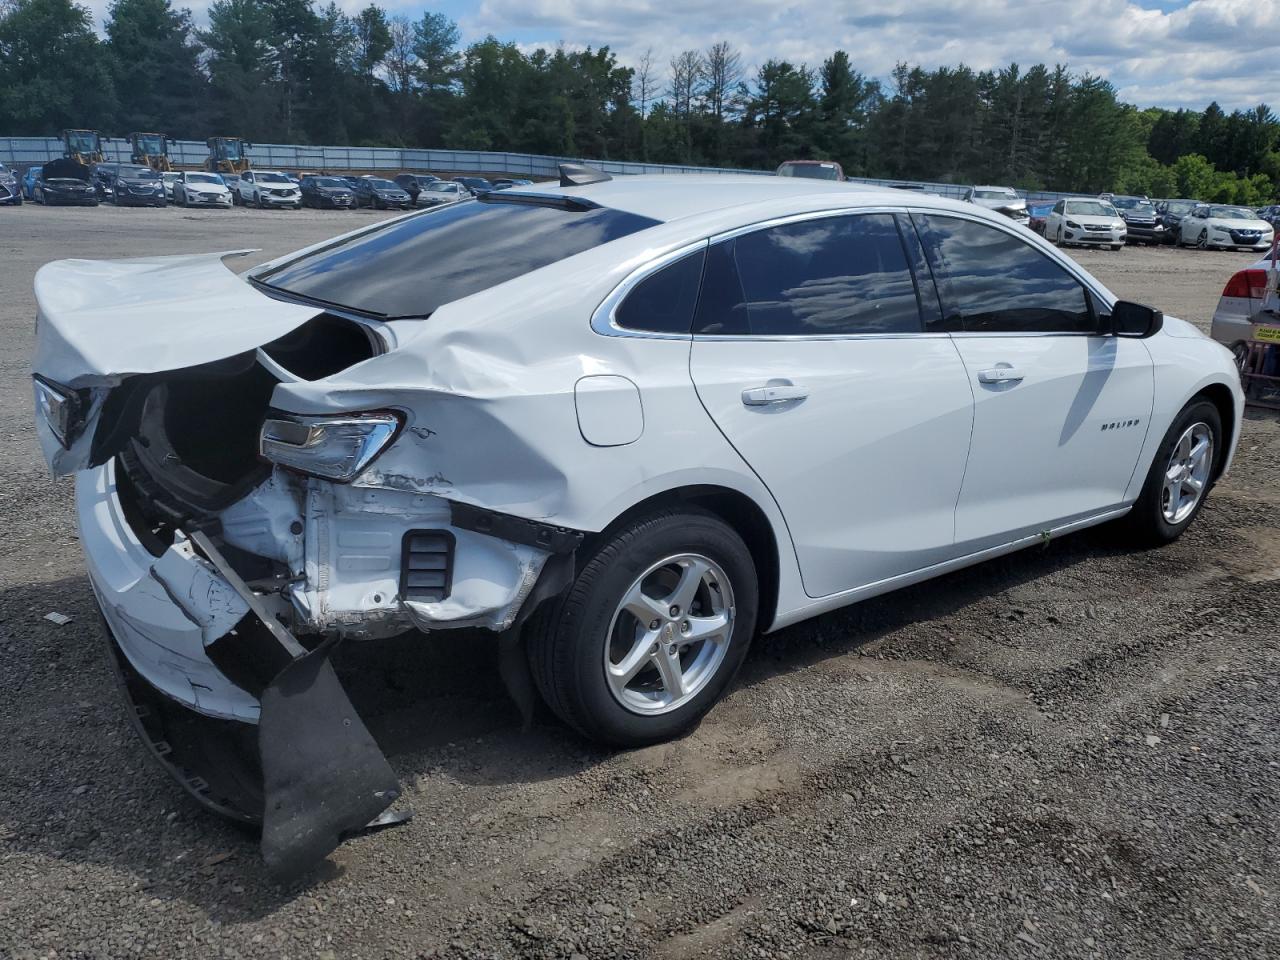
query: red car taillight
1221 269 1267 300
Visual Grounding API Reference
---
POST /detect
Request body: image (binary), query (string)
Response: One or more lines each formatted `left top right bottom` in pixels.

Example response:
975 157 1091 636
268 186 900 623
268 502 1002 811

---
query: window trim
590 203 1118 343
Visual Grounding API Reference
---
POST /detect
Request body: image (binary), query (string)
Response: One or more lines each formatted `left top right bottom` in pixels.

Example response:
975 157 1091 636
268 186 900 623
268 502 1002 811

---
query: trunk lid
33 250 323 475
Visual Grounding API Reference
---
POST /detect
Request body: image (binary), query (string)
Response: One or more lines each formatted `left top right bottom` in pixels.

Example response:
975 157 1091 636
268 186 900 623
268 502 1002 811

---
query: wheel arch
1190 381 1236 481
584 484 782 633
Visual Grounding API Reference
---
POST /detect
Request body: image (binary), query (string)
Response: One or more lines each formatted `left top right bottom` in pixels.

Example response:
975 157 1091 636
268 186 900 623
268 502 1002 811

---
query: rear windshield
257 196 661 319
778 163 839 180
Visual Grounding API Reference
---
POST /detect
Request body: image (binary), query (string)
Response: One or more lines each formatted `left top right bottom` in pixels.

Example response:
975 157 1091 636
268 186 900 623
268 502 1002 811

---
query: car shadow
0 521 1137 913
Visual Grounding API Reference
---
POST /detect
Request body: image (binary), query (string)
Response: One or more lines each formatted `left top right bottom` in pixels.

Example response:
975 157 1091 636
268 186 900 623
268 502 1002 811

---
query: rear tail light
260 411 402 481
1221 269 1267 300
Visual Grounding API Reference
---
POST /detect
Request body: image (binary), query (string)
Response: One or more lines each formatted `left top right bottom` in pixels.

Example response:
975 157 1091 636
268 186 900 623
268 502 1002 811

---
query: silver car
963 185 1029 225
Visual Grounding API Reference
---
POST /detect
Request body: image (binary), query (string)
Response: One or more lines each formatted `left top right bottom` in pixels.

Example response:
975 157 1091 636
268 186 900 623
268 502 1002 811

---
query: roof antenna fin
559 163 612 187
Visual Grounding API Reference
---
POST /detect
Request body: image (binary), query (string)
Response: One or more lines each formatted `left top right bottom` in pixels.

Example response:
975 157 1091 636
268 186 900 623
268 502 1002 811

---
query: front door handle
977 367 1024 384
742 384 809 406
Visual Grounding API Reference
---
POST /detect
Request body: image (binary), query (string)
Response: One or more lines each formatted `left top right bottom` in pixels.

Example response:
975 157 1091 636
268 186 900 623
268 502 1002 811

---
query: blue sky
90 0 1280 111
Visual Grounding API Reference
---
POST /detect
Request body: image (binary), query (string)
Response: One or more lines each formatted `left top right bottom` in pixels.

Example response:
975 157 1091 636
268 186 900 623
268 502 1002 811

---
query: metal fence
0 136 1092 202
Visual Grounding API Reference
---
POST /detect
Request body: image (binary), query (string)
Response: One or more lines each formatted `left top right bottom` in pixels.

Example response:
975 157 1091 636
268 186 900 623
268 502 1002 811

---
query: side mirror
1109 300 1163 338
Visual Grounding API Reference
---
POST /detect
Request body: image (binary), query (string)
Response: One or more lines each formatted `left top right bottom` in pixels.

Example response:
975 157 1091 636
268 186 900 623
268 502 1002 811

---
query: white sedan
1178 203 1275 251
1044 198 1127 249
30 168 1243 874
172 171 233 208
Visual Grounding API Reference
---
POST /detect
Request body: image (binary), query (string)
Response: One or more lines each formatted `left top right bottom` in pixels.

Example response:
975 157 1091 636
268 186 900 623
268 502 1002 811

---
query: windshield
458 178 491 187
1209 206 1258 220
186 173 222 185
257 197 661 319
66 133 97 153
365 178 399 190
778 163 839 180
1111 197 1154 213
1164 200 1195 215
312 177 348 188
974 189 1017 200
258 173 290 184
118 166 159 180
428 183 459 192
136 135 164 153
213 141 243 160
1065 200 1117 217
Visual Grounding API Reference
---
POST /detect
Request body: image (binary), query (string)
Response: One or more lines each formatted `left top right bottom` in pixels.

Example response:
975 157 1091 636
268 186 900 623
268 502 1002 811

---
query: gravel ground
1 205 1277 960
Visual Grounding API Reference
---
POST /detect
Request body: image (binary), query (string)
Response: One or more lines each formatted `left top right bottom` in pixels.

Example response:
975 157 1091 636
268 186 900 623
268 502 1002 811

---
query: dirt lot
1 205 1277 960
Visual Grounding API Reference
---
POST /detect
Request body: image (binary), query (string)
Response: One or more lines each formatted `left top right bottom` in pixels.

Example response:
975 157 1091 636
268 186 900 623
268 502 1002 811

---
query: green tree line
1 0 1276 201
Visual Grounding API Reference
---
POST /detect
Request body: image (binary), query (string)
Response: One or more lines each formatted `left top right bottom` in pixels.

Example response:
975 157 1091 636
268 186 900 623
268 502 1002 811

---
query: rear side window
911 213 1094 334
257 197 660 319
693 213 923 336
614 249 705 334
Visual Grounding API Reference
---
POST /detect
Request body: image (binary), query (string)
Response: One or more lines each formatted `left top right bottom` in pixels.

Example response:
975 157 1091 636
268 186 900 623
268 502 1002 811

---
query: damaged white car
33 165 1243 876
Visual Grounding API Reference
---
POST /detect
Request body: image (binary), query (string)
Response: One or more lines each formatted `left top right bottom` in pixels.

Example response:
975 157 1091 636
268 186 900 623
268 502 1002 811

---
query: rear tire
1121 400 1222 546
527 508 758 747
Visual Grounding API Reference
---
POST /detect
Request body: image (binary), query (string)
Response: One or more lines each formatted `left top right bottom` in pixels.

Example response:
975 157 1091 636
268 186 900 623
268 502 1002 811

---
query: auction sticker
1256 325 1280 343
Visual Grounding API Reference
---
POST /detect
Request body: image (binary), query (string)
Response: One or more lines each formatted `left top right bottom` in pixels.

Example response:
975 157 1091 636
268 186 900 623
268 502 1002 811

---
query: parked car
1044 197 1126 249
338 176 362 190
776 160 844 181
416 180 469 207
160 171 183 202
354 176 412 209
1256 205 1280 230
962 185 1029 225
1108 195 1164 245
30 169 1244 876
393 173 438 206
104 164 167 207
235 170 302 209
1027 201 1055 236
0 162 21 205
1208 256 1280 394
22 165 41 200
492 178 533 190
300 175 356 209
173 171 233 208
32 159 98 206
1156 198 1199 243
453 176 494 195
1177 204 1275 251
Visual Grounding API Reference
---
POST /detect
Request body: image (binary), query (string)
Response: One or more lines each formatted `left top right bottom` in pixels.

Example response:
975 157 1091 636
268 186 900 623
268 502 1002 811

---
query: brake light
1221 269 1266 300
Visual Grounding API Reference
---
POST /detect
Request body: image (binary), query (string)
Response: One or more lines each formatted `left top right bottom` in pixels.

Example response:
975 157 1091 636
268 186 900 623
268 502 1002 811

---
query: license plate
1256 325 1280 343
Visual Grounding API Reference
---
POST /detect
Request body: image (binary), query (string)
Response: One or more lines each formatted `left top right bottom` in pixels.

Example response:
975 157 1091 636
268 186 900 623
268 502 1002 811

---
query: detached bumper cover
80 461 403 878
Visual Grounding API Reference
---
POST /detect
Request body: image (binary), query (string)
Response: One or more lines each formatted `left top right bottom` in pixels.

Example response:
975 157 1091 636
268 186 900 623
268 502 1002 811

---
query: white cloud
466 0 1280 109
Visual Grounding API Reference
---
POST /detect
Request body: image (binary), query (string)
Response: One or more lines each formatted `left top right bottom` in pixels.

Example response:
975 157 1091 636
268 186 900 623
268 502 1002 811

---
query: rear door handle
977 367 1024 384
741 384 809 406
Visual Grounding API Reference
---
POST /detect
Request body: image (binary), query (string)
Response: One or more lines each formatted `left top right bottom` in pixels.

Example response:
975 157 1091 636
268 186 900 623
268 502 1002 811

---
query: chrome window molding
590 239 709 339
589 200 1120 343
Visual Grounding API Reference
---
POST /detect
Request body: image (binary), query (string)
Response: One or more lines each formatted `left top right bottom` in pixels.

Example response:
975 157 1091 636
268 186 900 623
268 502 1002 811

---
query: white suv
235 169 301 208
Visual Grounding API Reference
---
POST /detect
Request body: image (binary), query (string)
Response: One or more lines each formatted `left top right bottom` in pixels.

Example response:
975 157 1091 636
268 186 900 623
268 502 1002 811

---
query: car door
1181 205 1209 244
688 211 975 598
1045 201 1064 240
909 212 1154 551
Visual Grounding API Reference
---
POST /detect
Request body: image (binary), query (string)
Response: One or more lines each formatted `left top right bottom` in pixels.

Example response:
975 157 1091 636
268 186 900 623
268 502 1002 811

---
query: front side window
911 213 1094 334
693 214 923 336
257 196 661 319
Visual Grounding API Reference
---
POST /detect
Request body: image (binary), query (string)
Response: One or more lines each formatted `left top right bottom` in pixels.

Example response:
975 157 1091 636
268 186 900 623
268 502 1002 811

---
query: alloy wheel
1197 230 1208 249
1162 422 1213 524
604 553 735 716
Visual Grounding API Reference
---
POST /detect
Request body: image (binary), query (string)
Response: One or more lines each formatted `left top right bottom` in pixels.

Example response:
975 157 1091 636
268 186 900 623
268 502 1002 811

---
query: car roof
971 185 1017 191
502 174 925 223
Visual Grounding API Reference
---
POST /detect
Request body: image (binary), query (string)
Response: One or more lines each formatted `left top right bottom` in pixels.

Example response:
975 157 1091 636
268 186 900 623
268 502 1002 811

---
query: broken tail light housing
259 411 402 482
33 375 85 448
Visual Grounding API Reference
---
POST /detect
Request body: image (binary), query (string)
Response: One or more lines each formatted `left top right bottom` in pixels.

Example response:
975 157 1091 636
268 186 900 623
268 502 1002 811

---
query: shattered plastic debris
43 612 73 625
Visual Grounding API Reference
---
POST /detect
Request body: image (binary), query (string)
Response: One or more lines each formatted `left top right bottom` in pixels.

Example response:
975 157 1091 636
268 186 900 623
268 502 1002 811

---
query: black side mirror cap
1109 300 1164 338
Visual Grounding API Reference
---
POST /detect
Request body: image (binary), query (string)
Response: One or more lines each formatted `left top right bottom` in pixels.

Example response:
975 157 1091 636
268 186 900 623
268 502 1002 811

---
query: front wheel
1196 229 1209 250
1121 400 1222 546
527 508 758 747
